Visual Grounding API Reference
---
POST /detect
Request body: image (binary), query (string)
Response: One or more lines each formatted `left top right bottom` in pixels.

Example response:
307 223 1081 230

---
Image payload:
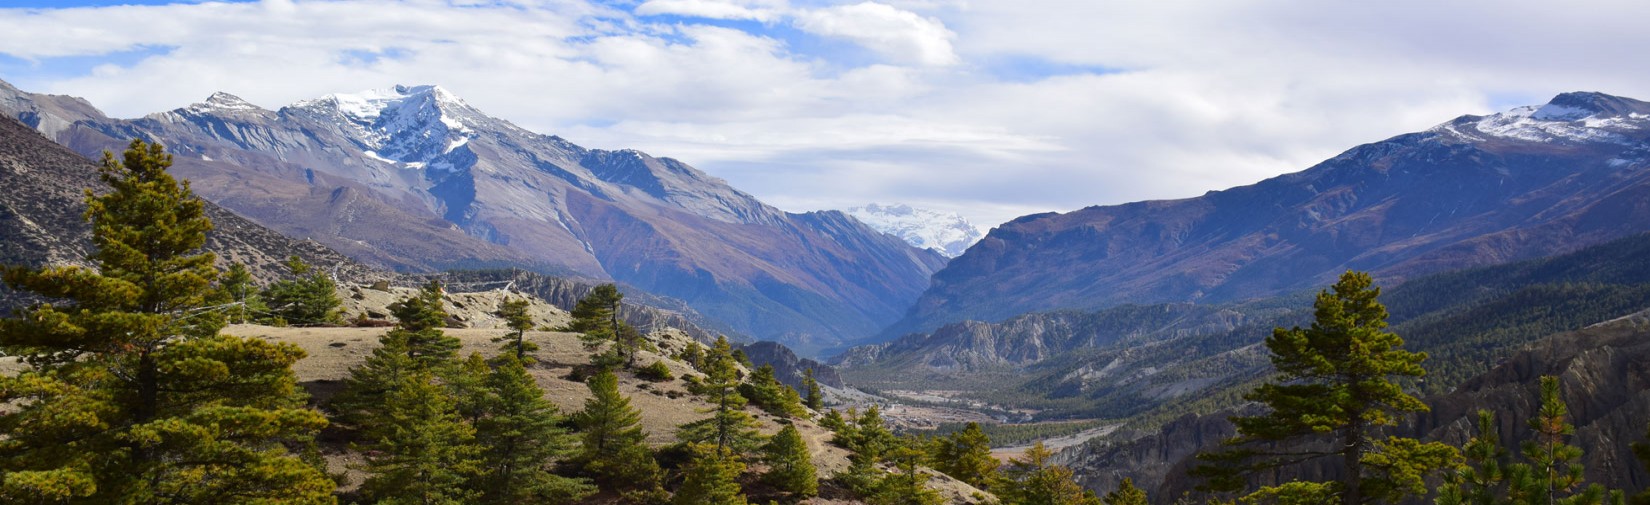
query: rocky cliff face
889 92 1650 336
738 341 846 390
1067 309 1650 503
0 80 945 356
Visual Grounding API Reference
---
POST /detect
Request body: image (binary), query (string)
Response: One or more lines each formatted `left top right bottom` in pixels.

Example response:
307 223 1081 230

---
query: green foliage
1437 411 1508 505
994 441 1100 505
1103 478 1149 505
332 283 464 430
1635 422 1650 505
673 444 748 505
637 360 675 382
1515 376 1611 505
493 297 539 362
473 354 595 505
1196 271 1442 505
804 367 824 410
742 365 807 418
679 342 706 371
570 370 660 489
357 372 482 505
0 139 332 504
927 422 998 489
218 262 266 324
678 336 763 454
921 419 1109 449
568 284 649 367
261 255 342 326
871 441 943 505
761 424 818 498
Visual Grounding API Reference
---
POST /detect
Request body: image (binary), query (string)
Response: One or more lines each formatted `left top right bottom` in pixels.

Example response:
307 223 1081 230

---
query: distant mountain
844 203 983 257
0 80 945 356
887 92 1650 336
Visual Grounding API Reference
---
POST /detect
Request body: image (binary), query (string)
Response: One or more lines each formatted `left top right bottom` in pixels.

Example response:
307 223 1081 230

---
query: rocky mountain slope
1067 307 1650 503
0 112 379 290
842 231 1650 424
844 203 984 257
888 92 1650 336
0 80 945 356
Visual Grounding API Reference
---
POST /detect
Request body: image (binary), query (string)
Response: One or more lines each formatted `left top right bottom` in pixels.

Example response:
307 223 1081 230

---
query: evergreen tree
1514 376 1611 505
332 282 462 430
1634 422 1650 505
0 139 333 504
473 354 594 505
218 262 266 324
673 444 749 505
850 405 896 463
1194 271 1453 505
742 364 807 418
679 336 763 454
804 367 824 410
1103 478 1149 505
761 424 819 498
821 408 851 436
679 341 706 371
262 255 341 326
358 372 482 505
567 284 636 366
389 281 461 366
1437 411 1509 505
494 297 538 362
873 441 944 505
570 370 660 489
928 422 998 489
449 352 493 424
994 442 1101 505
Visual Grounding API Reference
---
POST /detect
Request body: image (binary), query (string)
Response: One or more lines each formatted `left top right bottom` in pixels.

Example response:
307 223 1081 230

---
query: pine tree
1515 376 1610 505
570 370 660 489
742 364 807 418
1437 410 1509 505
473 354 595 505
333 282 463 430
804 367 824 410
673 444 749 505
1194 271 1453 505
1103 478 1149 505
821 408 851 436
218 262 266 324
995 442 1100 505
850 405 896 463
679 341 706 371
1632 422 1650 505
494 297 539 362
568 284 635 366
929 422 998 489
390 280 461 366
449 352 493 424
0 139 333 504
873 441 944 505
762 424 819 498
358 372 482 505
262 255 341 326
679 336 762 454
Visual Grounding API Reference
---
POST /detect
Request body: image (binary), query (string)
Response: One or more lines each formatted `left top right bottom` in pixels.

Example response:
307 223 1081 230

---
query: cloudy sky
4 0 1650 229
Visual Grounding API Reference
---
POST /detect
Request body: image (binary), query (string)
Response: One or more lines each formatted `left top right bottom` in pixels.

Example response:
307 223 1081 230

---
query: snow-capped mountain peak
1432 91 1650 145
844 203 983 258
287 84 489 168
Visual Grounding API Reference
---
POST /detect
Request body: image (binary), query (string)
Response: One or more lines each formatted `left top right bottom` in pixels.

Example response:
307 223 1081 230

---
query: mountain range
886 91 1650 337
0 79 945 356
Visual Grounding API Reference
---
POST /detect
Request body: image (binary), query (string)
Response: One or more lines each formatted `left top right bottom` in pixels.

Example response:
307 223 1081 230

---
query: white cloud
794 2 957 66
4 0 1650 230
634 0 785 21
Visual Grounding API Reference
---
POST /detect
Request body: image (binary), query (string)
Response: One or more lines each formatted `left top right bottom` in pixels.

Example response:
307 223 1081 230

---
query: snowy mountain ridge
845 203 983 258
